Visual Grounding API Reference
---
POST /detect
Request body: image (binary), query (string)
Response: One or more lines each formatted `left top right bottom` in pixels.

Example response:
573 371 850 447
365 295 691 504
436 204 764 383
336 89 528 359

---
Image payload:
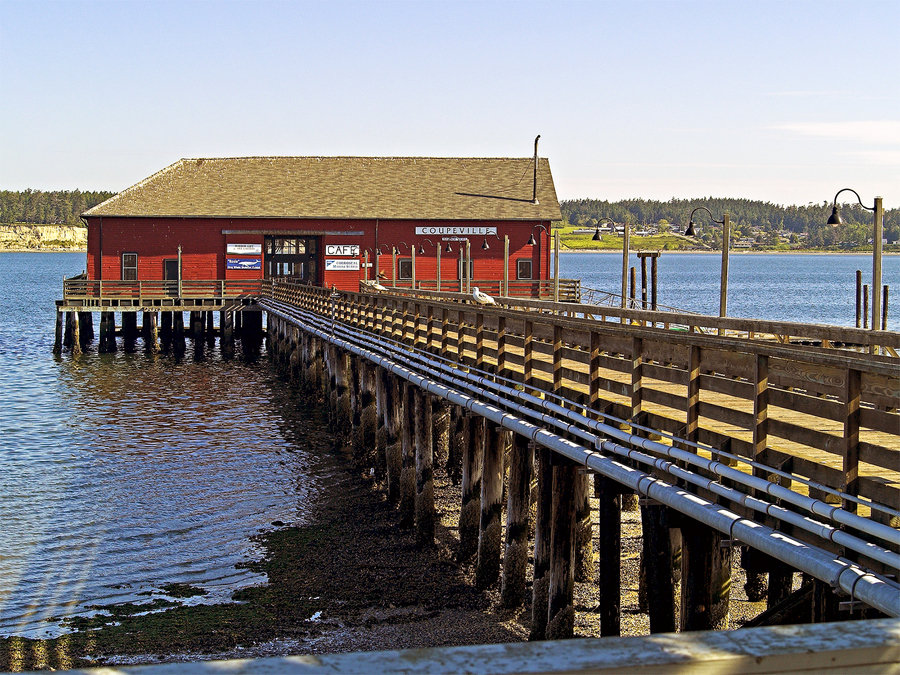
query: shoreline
559 248 899 255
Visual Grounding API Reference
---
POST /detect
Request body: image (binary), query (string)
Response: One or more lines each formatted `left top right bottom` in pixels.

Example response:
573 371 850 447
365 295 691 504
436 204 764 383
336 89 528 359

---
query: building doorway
265 236 319 284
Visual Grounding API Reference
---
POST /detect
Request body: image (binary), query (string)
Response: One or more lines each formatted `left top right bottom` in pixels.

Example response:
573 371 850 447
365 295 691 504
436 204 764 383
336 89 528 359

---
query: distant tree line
562 197 900 248
0 189 116 226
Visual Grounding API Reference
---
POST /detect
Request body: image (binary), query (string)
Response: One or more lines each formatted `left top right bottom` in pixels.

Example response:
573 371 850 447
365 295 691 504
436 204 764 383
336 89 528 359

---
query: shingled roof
84 156 562 221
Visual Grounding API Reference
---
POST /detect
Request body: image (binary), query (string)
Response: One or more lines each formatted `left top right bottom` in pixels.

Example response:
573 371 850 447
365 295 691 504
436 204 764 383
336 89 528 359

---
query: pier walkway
53 278 900 660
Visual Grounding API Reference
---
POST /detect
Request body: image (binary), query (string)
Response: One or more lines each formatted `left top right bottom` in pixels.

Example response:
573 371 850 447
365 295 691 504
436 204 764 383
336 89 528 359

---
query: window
457 258 474 280
398 258 412 280
516 258 533 280
122 252 138 281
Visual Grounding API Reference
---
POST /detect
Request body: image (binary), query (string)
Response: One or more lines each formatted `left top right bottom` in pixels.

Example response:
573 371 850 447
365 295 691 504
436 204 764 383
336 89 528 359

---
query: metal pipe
271 296 899 551
260 298 900 617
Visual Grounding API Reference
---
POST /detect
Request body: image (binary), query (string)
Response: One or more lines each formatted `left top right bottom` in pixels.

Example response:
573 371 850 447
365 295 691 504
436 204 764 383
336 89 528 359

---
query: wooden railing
365 278 581 302
271 281 900 568
62 278 268 302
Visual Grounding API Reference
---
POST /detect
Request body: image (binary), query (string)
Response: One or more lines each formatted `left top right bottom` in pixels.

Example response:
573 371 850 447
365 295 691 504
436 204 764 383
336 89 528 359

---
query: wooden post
415 389 435 547
53 311 64 354
855 269 862 328
143 312 159 353
640 254 648 310
475 312 485 371
374 366 388 480
432 398 450 473
122 311 138 346
67 311 82 356
501 434 534 608
446 405 464 485
458 414 484 562
842 368 861 513
680 521 731 632
160 311 172 350
524 320 534 388
686 345 701 446
78 312 93 345
546 458 577 640
530 447 553 640
476 423 506 589
651 254 658 312
399 380 416 528
221 311 234 358
497 315 507 381
173 311 185 355
595 474 621 636
641 501 676 633
205 310 215 343
629 266 636 309
574 472 594 582
386 375 403 504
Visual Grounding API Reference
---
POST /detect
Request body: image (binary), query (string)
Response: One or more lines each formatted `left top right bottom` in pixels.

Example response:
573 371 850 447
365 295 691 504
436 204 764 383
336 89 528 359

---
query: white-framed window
516 258 533 280
398 258 412 280
122 252 138 281
457 258 474 280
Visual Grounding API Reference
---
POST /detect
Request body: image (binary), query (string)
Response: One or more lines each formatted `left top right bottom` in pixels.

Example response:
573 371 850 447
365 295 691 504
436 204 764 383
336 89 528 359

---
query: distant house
82 156 562 292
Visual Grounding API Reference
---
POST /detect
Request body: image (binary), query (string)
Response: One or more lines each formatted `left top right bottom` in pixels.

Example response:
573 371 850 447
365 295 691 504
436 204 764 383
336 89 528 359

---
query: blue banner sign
226 257 262 270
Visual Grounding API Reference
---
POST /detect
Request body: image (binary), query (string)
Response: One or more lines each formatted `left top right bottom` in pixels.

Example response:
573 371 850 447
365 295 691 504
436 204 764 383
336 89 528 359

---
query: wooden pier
52 278 900 658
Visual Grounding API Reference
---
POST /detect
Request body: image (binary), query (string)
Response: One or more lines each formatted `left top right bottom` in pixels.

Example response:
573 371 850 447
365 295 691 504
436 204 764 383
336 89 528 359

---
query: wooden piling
221 311 234 357
160 312 172 350
67 311 82 356
415 389 435 547
446 406 464 485
432 398 450 472
458 414 484 562
501 435 533 608
595 474 622 636
78 312 93 345
53 311 64 354
574 471 594 582
386 374 403 504
122 312 138 346
680 521 731 632
641 500 676 634
399 380 416 528
476 423 507 589
530 446 553 640
143 312 159 353
546 458 577 640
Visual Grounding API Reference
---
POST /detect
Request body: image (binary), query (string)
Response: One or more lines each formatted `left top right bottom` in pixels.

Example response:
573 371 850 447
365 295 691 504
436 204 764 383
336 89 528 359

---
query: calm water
1 252 897 639
0 253 341 638
563 252 900 330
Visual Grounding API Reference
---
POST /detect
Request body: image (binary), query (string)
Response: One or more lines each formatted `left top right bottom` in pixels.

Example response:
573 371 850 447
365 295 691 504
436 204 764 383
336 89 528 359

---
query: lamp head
527 233 537 246
592 227 602 241
827 205 843 226
684 220 696 237
418 243 425 255
481 236 490 250
445 242 452 253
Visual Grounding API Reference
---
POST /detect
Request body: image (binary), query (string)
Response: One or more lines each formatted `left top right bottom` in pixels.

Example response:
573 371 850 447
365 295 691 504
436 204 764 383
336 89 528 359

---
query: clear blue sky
2 0 898 207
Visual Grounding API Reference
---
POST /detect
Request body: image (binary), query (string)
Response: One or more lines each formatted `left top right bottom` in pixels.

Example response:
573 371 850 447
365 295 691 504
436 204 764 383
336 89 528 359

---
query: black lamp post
684 206 731 319
828 188 884 331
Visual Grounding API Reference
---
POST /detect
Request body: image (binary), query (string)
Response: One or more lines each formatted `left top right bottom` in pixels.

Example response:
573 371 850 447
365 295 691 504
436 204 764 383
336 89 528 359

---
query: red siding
84 216 552 293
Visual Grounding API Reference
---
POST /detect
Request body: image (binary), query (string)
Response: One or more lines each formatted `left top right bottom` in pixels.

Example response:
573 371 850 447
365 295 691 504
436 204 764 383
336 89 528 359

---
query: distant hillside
0 189 116 226
561 197 900 249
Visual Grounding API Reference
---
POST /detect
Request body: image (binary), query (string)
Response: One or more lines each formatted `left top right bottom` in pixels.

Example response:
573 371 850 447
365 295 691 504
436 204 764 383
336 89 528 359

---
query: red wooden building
82 156 561 294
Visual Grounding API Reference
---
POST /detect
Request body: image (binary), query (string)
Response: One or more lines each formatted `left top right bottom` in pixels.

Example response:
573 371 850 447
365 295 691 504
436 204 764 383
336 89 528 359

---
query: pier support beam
642 500 677 634
143 312 159 353
78 312 93 345
386 374 403 504
99 311 117 353
458 414 484 562
122 312 138 349
414 389 435 547
546 457 577 640
221 311 234 358
681 521 732 632
476 423 507 589
54 311 64 354
172 312 185 355
399 380 416 528
160 312 172 350
501 435 533 608
530 446 553 640
574 471 594 583
595 474 622 636
66 311 82 356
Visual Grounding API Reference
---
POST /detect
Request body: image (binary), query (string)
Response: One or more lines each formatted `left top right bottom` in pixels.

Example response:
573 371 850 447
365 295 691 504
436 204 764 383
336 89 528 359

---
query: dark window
517 258 533 280
122 252 138 281
398 258 412 280
457 258 474 280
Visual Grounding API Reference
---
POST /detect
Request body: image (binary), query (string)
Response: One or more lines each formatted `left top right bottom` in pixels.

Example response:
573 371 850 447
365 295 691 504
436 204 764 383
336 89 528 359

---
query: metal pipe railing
260 297 900 618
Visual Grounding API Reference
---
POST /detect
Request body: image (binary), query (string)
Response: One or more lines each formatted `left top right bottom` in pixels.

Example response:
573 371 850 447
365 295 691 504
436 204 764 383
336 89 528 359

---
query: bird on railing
371 281 388 292
472 287 496 305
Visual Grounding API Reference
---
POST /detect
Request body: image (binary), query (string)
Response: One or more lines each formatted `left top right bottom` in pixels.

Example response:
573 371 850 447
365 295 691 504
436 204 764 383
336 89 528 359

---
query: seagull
371 281 388 292
472 287 496 305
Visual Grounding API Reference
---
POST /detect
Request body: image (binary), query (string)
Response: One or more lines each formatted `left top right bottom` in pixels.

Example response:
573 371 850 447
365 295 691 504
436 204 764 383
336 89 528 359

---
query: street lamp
827 188 884 331
685 206 731 319
529 223 560 302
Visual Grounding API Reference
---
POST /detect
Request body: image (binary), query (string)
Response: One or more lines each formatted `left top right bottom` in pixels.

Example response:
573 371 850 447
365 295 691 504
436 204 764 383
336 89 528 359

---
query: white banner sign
226 243 262 254
325 259 360 271
325 244 360 256
415 226 497 236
